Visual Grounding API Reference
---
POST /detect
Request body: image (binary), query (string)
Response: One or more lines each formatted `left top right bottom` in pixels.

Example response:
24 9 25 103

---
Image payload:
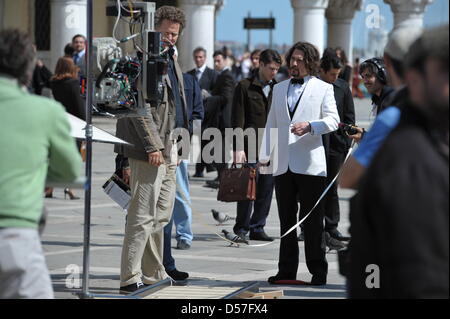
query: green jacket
0 76 82 229
114 58 188 162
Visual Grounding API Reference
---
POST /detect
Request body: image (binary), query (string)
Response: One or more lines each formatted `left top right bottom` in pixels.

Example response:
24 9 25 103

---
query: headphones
362 58 388 84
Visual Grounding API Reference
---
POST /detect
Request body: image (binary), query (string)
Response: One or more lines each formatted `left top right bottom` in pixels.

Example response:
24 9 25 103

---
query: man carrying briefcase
228 49 282 242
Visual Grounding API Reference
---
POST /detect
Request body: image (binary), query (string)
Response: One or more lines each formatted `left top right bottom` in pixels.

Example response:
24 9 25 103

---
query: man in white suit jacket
259 42 340 286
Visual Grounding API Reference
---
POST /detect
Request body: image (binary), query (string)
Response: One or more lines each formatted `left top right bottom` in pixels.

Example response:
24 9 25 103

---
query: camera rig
92 1 169 117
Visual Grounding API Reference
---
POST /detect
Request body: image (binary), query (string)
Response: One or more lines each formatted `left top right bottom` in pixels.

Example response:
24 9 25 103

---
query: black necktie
291 78 304 85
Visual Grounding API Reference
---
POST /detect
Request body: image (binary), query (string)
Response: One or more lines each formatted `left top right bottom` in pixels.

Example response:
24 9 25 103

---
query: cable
121 1 140 14
112 0 122 43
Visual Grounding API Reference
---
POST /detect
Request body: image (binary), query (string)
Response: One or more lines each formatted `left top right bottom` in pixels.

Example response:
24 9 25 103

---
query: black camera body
340 123 359 136
144 31 169 107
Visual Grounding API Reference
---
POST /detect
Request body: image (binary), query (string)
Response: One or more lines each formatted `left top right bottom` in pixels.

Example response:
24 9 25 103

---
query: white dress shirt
195 63 207 81
287 76 312 113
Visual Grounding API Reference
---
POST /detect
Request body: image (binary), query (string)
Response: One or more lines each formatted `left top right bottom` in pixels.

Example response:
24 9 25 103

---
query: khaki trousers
120 149 177 286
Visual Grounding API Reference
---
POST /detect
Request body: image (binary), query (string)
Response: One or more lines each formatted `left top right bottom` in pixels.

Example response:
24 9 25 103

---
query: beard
290 67 300 78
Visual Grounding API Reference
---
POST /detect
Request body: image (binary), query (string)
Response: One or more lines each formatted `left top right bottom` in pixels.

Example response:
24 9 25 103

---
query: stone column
326 0 362 63
291 0 329 54
50 0 87 71
177 0 219 72
384 0 434 30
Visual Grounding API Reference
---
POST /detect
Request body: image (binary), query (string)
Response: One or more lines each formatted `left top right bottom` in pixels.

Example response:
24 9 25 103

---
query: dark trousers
324 150 347 231
233 171 274 235
163 215 176 272
274 170 328 278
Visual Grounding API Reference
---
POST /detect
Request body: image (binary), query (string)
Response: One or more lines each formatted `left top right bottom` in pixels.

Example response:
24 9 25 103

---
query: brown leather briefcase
217 164 257 202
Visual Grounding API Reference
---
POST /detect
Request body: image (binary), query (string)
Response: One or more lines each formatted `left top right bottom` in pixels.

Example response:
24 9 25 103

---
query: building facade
0 0 434 72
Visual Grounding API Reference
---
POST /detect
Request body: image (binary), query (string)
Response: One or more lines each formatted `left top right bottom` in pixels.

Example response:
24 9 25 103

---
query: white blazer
259 77 340 177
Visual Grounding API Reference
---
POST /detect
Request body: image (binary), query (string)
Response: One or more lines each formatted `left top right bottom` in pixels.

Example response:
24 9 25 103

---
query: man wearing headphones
359 57 395 116
339 26 423 190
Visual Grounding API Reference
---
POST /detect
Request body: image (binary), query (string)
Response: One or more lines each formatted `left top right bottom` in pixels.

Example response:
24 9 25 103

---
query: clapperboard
102 174 131 210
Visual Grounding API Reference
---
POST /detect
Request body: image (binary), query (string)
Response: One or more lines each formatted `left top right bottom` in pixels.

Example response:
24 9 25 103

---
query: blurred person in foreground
0 29 82 299
348 25 449 299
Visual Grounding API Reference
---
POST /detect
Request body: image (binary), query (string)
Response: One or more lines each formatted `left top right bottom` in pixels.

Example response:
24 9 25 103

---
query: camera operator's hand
122 167 131 186
148 151 165 167
347 127 365 143
161 36 176 50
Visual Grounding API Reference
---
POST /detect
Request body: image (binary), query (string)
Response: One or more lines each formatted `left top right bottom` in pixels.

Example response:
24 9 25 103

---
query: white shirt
287 76 312 113
195 63 207 81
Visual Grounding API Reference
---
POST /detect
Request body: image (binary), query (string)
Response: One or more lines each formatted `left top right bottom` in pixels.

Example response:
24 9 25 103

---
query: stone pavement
42 98 372 299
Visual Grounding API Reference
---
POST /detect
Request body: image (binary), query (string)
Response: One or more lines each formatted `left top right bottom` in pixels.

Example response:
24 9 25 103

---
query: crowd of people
0 3 448 299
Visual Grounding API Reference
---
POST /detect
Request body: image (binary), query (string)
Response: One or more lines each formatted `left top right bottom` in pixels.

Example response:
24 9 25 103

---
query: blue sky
216 0 449 49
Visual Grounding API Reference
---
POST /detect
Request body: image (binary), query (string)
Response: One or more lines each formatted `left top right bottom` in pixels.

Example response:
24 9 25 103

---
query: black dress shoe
268 273 296 284
235 231 249 242
119 282 147 294
250 231 274 241
193 172 204 178
310 275 327 286
328 229 350 241
167 269 189 281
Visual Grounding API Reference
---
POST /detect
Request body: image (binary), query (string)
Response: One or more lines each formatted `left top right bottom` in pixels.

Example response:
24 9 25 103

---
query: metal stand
79 0 94 299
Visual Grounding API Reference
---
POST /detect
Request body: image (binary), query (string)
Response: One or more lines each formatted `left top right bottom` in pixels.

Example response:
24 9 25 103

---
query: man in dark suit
163 72 204 281
319 54 355 242
203 50 235 186
188 47 217 94
188 47 218 177
231 49 282 242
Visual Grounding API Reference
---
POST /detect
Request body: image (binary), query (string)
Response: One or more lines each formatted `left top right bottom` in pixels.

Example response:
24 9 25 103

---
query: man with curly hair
259 42 340 286
115 5 189 294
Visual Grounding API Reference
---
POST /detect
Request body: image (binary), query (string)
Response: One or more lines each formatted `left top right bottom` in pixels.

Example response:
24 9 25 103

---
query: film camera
94 1 169 118
93 32 169 117
339 123 360 136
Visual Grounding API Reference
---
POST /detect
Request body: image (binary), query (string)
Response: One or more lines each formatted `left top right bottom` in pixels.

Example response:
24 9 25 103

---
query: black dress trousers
274 170 328 278
233 170 274 235
324 149 347 231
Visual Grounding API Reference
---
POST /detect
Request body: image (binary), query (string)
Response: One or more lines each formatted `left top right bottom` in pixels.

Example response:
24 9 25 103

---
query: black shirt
372 85 395 116
167 54 185 129
348 105 449 298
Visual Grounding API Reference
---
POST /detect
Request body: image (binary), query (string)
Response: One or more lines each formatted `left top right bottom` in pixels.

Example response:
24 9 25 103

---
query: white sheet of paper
67 113 130 145
103 180 131 210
